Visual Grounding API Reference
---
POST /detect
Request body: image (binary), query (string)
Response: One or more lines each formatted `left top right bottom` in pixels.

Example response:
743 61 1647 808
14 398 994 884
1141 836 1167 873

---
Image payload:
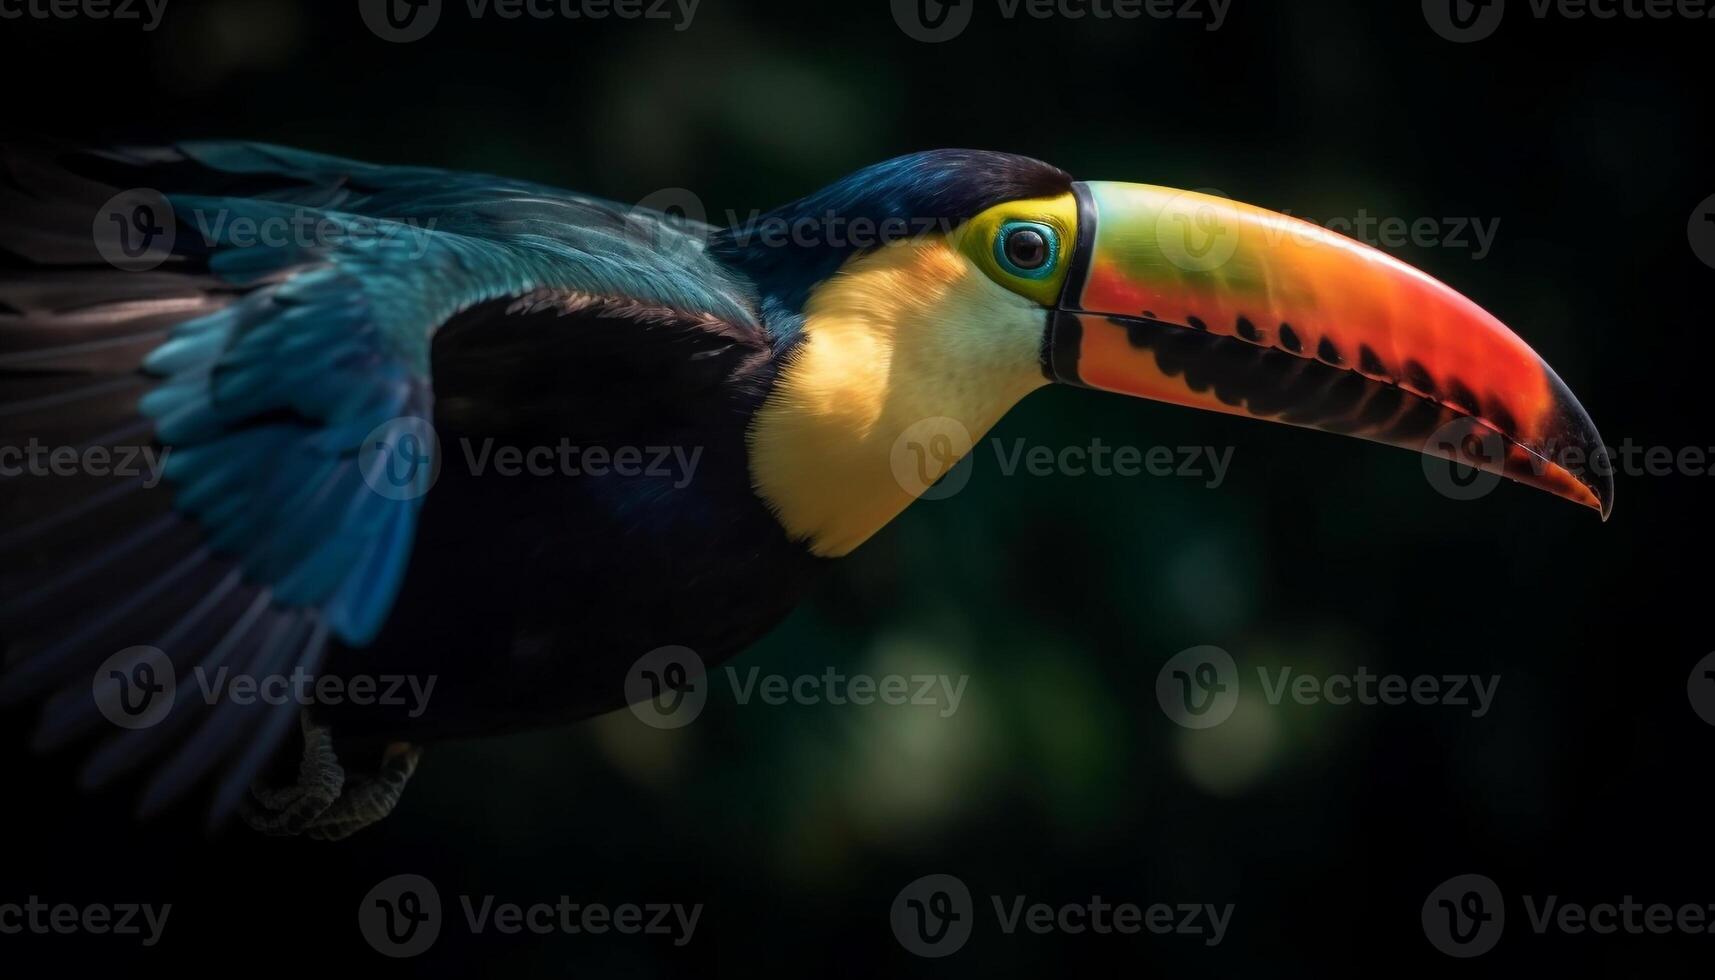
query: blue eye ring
994 220 1060 280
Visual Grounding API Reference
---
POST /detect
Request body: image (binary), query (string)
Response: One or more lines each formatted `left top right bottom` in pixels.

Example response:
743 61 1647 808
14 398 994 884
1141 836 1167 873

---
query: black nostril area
1359 344 1388 377
1402 359 1436 396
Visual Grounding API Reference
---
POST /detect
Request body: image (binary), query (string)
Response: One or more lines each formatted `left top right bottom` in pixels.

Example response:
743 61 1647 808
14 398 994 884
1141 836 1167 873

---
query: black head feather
711 150 1073 318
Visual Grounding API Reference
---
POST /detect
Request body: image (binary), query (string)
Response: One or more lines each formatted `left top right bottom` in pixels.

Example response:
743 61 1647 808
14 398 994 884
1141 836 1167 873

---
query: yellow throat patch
747 193 1077 556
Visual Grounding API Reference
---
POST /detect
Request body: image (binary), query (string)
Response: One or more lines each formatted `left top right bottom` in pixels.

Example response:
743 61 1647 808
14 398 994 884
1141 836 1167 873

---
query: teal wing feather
0 141 759 818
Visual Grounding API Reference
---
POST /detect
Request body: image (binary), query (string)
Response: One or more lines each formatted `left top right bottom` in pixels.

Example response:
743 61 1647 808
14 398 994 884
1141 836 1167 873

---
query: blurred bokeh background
3 0 1712 975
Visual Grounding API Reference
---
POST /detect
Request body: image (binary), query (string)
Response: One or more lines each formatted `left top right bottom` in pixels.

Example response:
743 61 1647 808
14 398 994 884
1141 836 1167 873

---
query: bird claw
239 713 420 841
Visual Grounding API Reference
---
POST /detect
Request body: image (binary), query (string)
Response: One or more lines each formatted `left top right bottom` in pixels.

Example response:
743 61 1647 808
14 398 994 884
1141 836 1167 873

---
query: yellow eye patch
954 191 1080 307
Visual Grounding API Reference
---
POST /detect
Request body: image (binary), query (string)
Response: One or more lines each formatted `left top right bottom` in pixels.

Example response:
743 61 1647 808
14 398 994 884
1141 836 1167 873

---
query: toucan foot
239 713 420 841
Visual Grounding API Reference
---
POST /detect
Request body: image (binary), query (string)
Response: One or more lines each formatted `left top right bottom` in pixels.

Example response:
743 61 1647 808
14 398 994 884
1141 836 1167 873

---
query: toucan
0 144 1610 838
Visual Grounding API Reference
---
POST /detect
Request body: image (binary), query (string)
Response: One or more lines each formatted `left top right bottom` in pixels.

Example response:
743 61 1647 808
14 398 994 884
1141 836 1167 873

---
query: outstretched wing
0 142 759 820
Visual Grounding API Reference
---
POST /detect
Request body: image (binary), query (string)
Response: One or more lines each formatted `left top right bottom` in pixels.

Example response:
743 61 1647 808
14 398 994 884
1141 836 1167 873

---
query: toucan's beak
1047 181 1613 518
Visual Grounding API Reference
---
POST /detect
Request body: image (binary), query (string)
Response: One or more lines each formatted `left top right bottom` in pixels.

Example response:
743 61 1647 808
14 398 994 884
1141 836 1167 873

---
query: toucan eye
995 221 1059 279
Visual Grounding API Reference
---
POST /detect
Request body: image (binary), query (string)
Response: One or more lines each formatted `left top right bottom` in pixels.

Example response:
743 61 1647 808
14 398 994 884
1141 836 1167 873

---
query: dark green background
3 0 1712 975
